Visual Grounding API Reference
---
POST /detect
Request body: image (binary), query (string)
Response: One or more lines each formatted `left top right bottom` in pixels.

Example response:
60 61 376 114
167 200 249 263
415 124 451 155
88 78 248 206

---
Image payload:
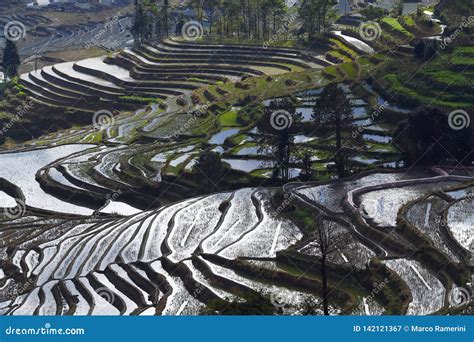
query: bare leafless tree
313 214 351 315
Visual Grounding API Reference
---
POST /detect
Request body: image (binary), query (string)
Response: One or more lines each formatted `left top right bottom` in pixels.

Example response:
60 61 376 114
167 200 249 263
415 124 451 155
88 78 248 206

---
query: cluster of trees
132 0 294 41
298 0 337 37
131 0 339 43
395 106 473 165
191 83 355 187
413 39 439 60
191 0 338 40
256 98 302 180
131 0 170 43
195 89 473 186
189 0 289 40
253 84 473 182
254 83 355 181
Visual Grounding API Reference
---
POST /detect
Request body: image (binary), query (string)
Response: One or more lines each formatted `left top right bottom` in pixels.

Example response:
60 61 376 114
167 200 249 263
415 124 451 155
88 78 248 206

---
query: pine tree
175 12 186 36
161 0 169 38
2 40 21 78
204 0 220 35
256 98 302 181
312 83 353 178
131 3 147 43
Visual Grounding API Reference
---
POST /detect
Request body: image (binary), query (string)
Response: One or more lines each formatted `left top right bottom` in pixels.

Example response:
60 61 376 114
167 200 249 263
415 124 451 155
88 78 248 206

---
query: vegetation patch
119 96 163 104
380 17 415 40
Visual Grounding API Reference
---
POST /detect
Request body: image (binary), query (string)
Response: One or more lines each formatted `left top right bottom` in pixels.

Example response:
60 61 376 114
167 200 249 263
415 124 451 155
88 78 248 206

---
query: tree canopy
395 106 473 165
193 150 225 192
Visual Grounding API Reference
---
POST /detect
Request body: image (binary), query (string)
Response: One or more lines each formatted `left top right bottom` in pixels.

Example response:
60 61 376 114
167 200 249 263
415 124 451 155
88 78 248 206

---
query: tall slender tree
161 0 169 38
312 214 351 315
191 0 205 24
131 3 147 43
256 98 302 181
176 12 186 36
312 83 353 178
204 0 220 35
2 40 21 78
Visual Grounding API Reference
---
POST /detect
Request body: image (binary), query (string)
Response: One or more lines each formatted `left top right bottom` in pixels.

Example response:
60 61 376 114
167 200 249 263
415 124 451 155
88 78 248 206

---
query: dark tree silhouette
312 83 353 178
175 12 186 36
131 3 147 43
313 213 351 315
2 40 21 78
256 98 302 181
193 150 225 192
204 0 220 35
300 151 314 181
395 106 473 165
161 0 170 38
413 39 439 60
200 292 277 315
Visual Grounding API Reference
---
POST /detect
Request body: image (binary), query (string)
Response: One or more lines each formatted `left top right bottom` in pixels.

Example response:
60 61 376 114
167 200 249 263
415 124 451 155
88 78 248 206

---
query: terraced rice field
1 18 472 317
446 198 473 250
0 172 305 315
382 259 445 315
0 141 471 316
19 39 324 113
